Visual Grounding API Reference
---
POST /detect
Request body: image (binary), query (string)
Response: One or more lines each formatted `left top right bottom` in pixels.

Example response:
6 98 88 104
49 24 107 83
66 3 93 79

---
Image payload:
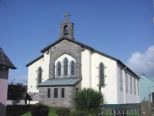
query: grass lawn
21 107 57 116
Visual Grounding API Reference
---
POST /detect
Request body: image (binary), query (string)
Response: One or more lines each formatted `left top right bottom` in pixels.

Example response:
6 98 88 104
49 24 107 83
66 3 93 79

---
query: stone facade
39 84 80 108
49 39 82 80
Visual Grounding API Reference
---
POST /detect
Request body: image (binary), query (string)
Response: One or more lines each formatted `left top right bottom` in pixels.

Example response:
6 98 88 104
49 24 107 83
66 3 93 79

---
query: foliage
69 110 88 116
7 105 57 116
7 105 31 116
74 88 104 114
7 83 26 105
31 103 49 116
56 108 70 116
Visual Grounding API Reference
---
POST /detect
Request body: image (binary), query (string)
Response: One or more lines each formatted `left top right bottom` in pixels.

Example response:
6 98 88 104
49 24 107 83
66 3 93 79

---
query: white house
0 48 16 116
26 14 140 108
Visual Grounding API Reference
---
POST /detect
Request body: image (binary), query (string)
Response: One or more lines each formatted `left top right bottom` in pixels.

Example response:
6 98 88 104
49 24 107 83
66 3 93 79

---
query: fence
101 104 141 116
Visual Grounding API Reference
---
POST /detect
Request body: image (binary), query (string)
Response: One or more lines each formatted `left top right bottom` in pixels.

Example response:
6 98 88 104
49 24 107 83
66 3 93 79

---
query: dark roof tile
0 48 16 69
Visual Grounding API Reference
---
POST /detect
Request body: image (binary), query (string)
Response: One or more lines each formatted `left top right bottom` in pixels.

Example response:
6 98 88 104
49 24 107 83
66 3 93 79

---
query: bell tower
60 12 74 40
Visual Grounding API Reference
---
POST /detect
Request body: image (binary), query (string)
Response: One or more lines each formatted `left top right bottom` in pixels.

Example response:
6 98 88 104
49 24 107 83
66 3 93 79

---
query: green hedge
7 105 32 116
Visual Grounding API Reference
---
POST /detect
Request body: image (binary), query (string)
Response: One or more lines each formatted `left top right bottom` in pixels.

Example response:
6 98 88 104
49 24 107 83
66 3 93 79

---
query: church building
26 14 140 108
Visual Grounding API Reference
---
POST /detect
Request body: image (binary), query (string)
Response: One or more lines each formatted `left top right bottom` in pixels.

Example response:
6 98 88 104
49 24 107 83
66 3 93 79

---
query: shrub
31 103 49 116
75 88 104 114
7 105 31 116
56 108 70 116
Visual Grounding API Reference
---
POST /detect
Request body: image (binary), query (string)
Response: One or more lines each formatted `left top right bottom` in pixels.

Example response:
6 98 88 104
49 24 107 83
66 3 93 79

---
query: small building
140 74 154 103
0 48 16 116
26 14 140 108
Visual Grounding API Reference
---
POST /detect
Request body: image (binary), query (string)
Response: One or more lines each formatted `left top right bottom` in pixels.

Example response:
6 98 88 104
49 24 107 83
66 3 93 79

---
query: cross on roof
64 12 71 21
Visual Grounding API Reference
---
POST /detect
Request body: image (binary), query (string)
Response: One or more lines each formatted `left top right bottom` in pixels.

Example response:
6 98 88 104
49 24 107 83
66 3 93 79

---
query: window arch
55 54 76 78
56 62 61 76
64 58 68 76
99 63 105 86
64 25 69 35
71 61 75 76
38 67 42 84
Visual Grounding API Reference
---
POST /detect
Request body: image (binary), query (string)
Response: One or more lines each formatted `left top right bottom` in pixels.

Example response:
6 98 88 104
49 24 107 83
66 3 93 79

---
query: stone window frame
125 72 129 93
130 76 133 94
54 88 58 98
47 88 51 98
64 57 68 76
55 54 76 78
56 61 61 76
70 60 75 76
64 25 69 35
37 67 42 84
99 62 105 87
134 77 136 95
119 66 123 91
137 80 139 96
61 88 65 98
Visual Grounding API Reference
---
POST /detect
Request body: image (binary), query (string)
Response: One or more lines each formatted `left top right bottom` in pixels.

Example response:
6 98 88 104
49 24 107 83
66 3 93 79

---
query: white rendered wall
81 49 118 104
27 52 50 93
81 49 91 88
117 64 140 104
117 66 125 103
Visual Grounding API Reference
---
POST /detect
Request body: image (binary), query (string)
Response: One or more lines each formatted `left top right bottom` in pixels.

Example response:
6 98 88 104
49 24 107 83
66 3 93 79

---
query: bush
7 105 31 116
31 103 49 116
56 108 70 116
69 110 88 116
75 88 104 114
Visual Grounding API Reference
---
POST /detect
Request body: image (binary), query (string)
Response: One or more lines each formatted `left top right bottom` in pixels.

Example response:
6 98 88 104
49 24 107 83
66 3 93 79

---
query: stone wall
39 85 77 108
49 39 82 79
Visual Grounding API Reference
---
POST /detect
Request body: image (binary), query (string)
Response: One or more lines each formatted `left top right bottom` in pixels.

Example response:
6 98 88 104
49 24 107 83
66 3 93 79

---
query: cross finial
64 11 71 21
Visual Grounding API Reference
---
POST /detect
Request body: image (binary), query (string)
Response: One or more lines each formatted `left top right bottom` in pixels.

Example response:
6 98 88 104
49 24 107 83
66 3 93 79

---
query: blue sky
0 0 154 83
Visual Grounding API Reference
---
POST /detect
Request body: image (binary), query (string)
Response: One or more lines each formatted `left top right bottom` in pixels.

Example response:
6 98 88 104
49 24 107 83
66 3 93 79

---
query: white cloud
127 45 154 80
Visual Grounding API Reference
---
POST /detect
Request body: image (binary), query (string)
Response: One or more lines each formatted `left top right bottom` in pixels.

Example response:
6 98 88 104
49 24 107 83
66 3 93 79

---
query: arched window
56 62 61 76
71 61 75 76
64 25 69 35
99 63 105 86
38 67 42 84
55 54 76 78
64 58 68 76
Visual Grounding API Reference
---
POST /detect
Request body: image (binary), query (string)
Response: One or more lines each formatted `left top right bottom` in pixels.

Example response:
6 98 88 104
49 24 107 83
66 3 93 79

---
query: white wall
27 46 139 104
81 49 139 104
81 49 91 88
81 49 118 104
117 64 140 104
27 52 50 93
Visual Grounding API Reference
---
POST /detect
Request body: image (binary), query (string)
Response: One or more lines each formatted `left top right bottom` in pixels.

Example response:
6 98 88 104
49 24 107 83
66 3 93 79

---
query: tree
74 88 104 115
7 83 25 105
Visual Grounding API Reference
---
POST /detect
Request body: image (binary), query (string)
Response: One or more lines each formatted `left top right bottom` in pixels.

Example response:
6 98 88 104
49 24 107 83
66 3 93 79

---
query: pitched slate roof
26 38 139 79
26 55 43 67
0 48 16 69
38 77 81 87
41 38 117 61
